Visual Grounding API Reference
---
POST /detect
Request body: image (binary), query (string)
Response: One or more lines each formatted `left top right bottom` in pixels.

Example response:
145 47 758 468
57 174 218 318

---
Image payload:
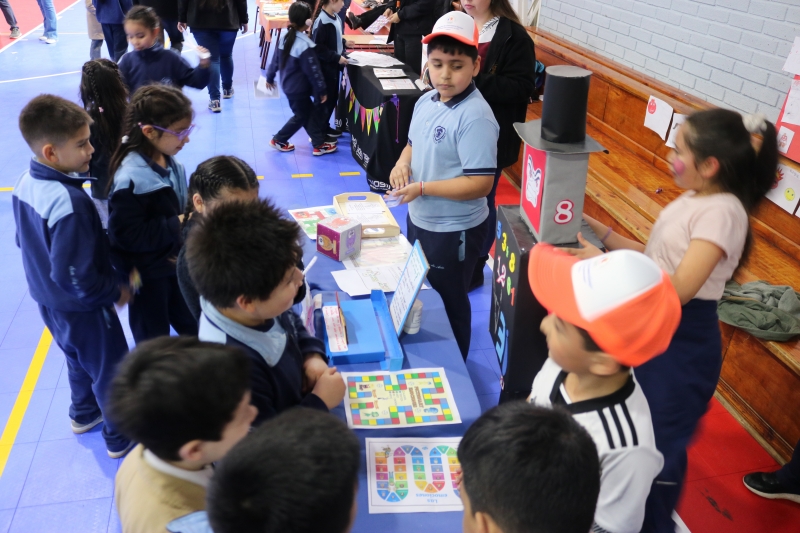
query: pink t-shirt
644 191 749 301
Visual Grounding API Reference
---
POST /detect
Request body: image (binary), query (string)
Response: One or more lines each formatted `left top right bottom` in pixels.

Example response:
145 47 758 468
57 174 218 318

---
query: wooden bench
505 28 800 463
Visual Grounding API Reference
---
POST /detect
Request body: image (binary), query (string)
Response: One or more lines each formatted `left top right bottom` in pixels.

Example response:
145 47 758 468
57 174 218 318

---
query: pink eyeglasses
139 122 197 141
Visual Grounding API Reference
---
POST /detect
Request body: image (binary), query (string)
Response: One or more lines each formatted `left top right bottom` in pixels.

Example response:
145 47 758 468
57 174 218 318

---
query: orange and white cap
528 244 681 367
421 11 479 48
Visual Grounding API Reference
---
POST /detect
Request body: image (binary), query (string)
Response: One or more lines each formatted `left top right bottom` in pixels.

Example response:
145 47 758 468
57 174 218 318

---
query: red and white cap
528 244 681 367
421 11 479 47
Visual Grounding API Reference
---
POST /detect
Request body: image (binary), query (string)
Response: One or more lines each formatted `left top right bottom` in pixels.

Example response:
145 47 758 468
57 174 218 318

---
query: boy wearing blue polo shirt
388 11 499 359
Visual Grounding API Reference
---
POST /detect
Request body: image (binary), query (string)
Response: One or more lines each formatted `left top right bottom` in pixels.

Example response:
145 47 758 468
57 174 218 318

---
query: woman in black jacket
178 0 248 113
463 0 536 288
134 0 184 52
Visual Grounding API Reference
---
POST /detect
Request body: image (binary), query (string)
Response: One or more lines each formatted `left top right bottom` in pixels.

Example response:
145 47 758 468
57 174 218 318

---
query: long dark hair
488 0 521 26
683 109 778 212
185 156 260 220
312 0 333 24
109 85 194 182
282 2 313 68
79 59 128 156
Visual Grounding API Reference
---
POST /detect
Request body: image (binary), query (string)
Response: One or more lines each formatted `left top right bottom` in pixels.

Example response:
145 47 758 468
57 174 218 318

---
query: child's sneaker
71 415 104 434
270 139 295 152
327 128 343 138
38 35 47 41
10 28 21 39
107 440 136 459
313 142 338 156
223 88 234 99
43 37 57 44
208 100 221 113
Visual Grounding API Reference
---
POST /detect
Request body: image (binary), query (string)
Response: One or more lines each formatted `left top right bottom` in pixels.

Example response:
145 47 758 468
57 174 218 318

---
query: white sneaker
43 38 57 44
38 35 47 41
107 440 136 459
71 415 103 434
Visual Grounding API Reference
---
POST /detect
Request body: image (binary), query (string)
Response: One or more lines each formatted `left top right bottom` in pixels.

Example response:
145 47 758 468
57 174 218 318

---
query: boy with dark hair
109 336 257 533
187 198 345 424
14 94 132 458
204 408 360 533
527 245 682 533
387 11 499 359
458 401 600 533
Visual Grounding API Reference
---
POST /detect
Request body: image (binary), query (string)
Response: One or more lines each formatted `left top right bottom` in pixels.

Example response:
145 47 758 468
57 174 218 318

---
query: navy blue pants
101 23 127 62
274 94 327 148
128 274 197 345
636 299 722 532
407 215 489 359
38 304 130 453
776 440 800 491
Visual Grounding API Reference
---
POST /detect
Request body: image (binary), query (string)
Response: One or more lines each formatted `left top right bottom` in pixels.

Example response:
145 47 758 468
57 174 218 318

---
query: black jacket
390 0 436 36
474 17 537 169
178 0 247 31
134 0 178 21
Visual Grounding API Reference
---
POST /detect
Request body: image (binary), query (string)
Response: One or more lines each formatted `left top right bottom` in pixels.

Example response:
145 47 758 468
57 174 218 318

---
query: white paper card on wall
778 126 796 155
782 37 800 76
665 113 687 149
782 79 800 127
767 163 800 214
644 96 674 140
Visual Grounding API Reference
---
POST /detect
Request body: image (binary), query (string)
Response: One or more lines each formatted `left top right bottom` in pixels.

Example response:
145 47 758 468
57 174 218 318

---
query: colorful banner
348 88 385 137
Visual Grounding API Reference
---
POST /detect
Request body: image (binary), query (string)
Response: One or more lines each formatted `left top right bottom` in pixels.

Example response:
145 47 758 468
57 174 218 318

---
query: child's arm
671 239 724 305
174 51 212 90
266 43 280 86
312 22 345 65
107 186 181 253
299 49 329 103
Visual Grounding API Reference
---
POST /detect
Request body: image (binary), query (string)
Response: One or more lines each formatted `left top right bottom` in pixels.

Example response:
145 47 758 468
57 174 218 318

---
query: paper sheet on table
778 126 795 155
380 78 417 91
322 306 349 352
364 15 389 34
332 264 429 296
344 202 385 214
665 113 687 149
370 35 389 45
346 213 391 225
347 51 405 68
374 68 407 78
644 96 673 140
343 235 412 269
783 37 800 76
782 79 800 127
766 163 800 214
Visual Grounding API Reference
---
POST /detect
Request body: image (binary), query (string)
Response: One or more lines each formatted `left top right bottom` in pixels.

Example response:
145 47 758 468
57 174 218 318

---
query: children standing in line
186 199 345 424
118 6 210 94
311 0 352 140
387 12 499 359
265 1 338 156
458 402 601 533
80 58 128 227
14 95 133 458
109 336 257 533
527 245 682 533
108 84 198 344
570 109 779 532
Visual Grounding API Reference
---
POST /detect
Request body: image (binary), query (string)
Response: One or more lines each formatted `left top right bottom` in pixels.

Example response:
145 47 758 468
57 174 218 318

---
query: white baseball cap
421 11 478 48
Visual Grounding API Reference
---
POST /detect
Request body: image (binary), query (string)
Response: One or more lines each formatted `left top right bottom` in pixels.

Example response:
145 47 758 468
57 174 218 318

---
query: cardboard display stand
334 192 401 238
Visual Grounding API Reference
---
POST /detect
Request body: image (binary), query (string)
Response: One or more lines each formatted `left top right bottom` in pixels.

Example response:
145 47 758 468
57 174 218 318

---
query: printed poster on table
366 437 463 514
288 205 338 239
342 368 461 429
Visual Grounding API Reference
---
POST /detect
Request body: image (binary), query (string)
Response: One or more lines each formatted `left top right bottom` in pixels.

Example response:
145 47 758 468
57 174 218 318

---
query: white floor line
673 511 691 533
0 70 81 84
0 0 82 54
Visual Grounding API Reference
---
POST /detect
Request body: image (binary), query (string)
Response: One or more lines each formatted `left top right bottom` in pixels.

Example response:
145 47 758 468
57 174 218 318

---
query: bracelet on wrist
600 226 613 243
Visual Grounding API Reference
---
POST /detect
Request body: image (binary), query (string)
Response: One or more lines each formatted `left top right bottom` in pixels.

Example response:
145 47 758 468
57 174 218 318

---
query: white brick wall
539 0 798 122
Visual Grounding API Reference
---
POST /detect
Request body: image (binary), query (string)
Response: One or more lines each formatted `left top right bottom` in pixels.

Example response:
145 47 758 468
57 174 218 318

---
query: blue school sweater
92 0 133 24
198 299 328 426
108 152 188 279
118 42 211 94
312 10 346 81
12 158 121 312
265 31 327 100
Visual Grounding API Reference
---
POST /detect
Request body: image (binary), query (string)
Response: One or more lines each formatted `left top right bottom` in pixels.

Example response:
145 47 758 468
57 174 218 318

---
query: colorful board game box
341 368 461 428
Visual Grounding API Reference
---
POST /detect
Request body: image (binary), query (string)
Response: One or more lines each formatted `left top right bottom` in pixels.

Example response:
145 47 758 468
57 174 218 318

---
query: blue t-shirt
407 83 499 232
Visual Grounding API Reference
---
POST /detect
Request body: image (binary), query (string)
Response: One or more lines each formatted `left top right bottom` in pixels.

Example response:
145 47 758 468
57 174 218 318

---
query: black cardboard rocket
514 65 606 244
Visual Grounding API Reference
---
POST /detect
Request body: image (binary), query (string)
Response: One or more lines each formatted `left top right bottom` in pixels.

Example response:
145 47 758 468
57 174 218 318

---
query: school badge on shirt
433 126 447 144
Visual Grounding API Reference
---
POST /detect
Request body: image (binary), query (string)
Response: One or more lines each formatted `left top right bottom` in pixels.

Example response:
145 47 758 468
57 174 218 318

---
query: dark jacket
198 305 328 426
474 17 537 169
390 0 436 36
12 159 121 312
266 31 327 100
134 0 178 21
118 42 211 93
88 124 113 200
312 10 346 82
178 0 247 31
108 152 188 279
92 0 133 24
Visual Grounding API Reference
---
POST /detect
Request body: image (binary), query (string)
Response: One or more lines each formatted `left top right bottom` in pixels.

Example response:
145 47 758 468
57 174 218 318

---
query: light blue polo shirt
407 82 499 232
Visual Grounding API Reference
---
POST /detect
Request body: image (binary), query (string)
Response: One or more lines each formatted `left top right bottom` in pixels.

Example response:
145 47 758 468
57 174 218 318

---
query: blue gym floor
0 2 500 530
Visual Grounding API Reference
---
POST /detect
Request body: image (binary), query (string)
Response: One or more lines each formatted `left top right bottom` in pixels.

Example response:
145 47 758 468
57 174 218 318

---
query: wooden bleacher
508 28 800 463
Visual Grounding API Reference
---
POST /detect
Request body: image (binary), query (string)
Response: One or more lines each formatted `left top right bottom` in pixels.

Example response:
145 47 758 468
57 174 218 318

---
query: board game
366 437 463 514
342 368 461 428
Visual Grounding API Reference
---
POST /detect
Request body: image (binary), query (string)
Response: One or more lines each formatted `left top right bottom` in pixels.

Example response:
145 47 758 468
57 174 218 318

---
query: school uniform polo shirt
529 358 664 533
407 82 499 233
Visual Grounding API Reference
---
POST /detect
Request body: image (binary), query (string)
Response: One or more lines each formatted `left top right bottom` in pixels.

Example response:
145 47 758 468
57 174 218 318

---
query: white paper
644 96 674 140
288 206 339 239
782 79 800 127
389 243 429 334
374 68 407 78
298 280 314 335
344 202 385 214
348 51 405 68
380 78 417 91
347 213 391 225
332 264 429 296
414 79 430 91
364 15 390 34
783 36 800 76
370 35 389 45
343 235 412 269
766 163 800 214
665 113 687 149
366 437 464 514
342 368 462 429
323 306 348 352
778 126 795 155
254 77 279 99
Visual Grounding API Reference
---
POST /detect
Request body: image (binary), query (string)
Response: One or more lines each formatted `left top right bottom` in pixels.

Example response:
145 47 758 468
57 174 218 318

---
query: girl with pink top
569 108 779 533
